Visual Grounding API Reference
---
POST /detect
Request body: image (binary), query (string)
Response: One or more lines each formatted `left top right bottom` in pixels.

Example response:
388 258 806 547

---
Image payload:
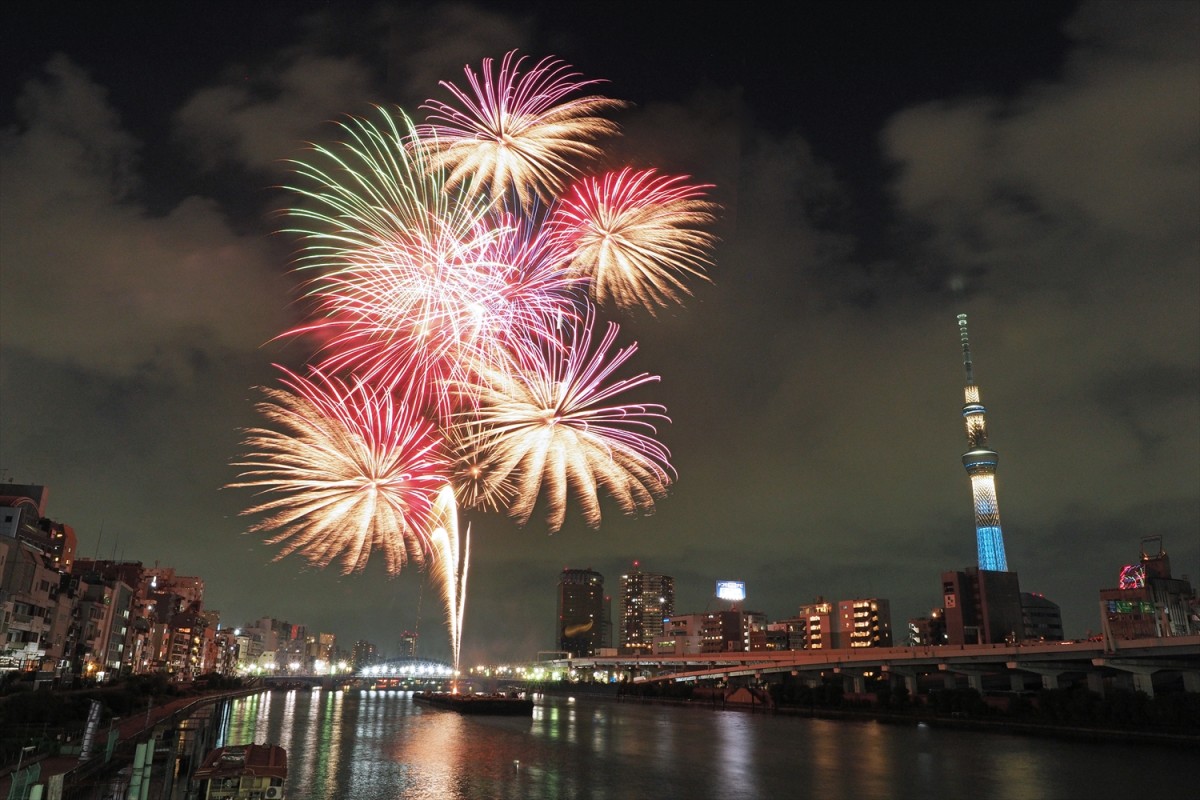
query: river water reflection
216 689 1192 800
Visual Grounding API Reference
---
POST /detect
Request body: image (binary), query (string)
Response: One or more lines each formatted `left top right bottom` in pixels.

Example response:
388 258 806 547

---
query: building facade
620 564 674 654
838 598 893 648
942 567 1024 645
1100 537 1196 639
557 568 607 657
906 608 948 647
655 612 705 655
1020 593 1064 641
798 599 838 649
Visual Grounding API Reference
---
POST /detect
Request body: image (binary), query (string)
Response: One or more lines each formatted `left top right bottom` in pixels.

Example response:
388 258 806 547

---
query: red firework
550 168 717 312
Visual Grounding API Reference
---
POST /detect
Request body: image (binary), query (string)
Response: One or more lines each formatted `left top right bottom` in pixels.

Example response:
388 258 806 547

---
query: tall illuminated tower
957 314 1008 572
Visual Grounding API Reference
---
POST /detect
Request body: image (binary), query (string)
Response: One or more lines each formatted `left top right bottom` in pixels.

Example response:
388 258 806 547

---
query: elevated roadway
508 635 1200 698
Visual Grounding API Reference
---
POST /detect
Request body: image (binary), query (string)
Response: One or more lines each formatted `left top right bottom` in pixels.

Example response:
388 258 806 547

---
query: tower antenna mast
958 314 974 384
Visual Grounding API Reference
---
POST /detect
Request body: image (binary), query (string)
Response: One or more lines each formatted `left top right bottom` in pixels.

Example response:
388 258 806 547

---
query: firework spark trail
551 167 718 313
460 311 674 532
427 486 469 675
418 50 625 208
231 367 449 575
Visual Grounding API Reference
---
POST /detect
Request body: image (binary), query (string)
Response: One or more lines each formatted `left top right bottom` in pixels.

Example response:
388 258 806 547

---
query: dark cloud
1 56 288 377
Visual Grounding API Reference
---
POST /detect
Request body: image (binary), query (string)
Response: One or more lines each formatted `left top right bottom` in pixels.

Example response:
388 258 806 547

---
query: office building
655 612 706 655
620 563 674 653
941 567 1024 645
557 568 606 657
1020 593 1064 641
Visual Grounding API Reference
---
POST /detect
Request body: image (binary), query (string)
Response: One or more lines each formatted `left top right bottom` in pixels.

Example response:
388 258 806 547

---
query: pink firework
231 367 449 575
550 168 717 312
457 312 674 532
475 205 586 359
418 51 625 208
298 213 505 411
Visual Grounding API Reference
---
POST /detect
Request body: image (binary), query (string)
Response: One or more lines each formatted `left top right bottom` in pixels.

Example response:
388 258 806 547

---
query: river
212 689 1193 800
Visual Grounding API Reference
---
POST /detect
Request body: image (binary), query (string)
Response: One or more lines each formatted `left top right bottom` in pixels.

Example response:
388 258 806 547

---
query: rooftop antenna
957 313 974 385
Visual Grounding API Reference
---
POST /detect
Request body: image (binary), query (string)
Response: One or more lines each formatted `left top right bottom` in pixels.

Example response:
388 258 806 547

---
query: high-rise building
620 563 674 653
351 639 377 671
941 567 1024 645
957 314 1009 572
602 594 613 651
557 568 606 657
398 630 418 658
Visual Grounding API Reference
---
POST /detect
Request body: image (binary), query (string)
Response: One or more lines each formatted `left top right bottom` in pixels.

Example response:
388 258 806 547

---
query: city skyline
1 2 1197 663
0 485 1179 667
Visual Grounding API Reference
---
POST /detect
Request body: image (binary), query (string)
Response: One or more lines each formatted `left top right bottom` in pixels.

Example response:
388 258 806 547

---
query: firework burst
284 108 506 410
231 367 449 575
418 50 625 208
459 313 673 532
234 52 716 662
551 168 717 312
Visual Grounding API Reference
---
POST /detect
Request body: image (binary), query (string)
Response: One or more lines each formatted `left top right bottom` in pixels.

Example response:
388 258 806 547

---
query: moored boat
193 743 287 799
414 691 534 716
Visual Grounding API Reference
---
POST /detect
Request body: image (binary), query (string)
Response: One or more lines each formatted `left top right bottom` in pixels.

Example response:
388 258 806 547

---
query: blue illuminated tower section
957 314 1008 572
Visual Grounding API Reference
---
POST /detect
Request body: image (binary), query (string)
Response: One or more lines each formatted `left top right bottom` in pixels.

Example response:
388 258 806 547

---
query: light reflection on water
217 691 1193 800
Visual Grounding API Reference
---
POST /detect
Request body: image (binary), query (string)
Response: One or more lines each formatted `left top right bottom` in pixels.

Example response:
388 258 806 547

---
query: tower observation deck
958 314 1008 572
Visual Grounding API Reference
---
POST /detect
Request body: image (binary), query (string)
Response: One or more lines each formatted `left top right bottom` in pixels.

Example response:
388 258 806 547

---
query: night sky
2 2 1197 664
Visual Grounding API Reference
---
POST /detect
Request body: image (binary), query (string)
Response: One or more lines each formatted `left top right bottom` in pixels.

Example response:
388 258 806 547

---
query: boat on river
414 691 533 716
193 743 287 799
